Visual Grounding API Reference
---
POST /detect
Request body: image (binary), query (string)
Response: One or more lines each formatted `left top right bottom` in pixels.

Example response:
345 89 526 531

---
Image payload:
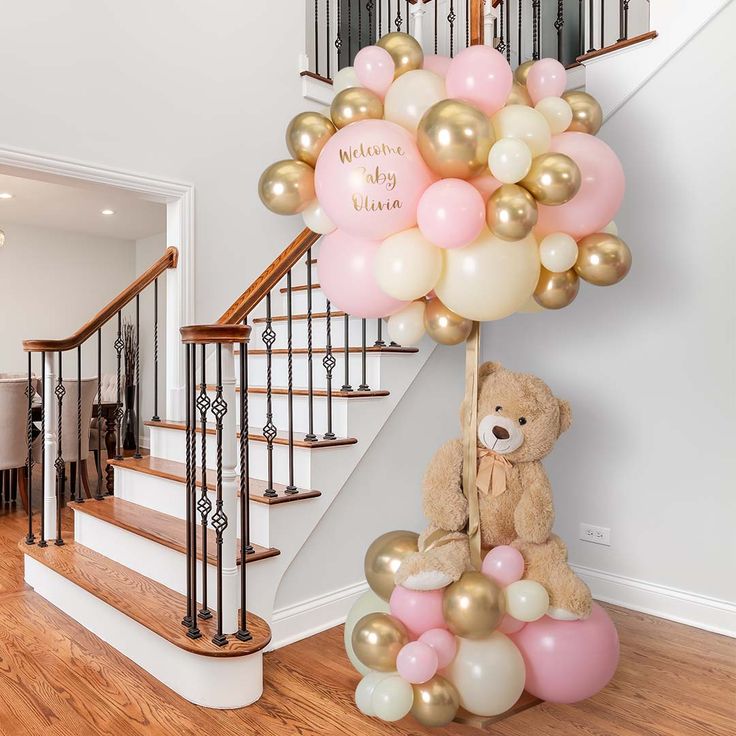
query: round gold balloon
575 233 632 285
364 530 419 601
562 90 604 135
377 32 424 78
486 184 538 241
443 571 505 639
285 111 336 167
417 99 495 179
423 298 474 346
411 676 460 728
533 267 580 309
330 87 384 129
351 612 409 672
258 159 315 215
506 82 532 106
515 60 535 86
520 152 581 206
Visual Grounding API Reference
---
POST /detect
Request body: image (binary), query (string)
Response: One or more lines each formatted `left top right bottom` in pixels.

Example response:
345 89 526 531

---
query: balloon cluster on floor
259 33 632 345
344 531 619 727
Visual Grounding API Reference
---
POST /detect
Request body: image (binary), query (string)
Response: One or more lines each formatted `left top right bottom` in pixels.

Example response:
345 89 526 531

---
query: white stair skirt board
24 554 263 709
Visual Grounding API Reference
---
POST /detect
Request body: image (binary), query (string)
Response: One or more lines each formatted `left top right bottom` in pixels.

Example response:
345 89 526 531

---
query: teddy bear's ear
479 362 502 381
558 399 572 435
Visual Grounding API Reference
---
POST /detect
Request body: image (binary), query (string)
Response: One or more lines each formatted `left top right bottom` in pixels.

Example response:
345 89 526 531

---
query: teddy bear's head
462 362 572 463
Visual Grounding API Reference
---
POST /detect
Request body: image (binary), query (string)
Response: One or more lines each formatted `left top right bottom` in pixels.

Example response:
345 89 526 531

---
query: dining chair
58 378 98 502
88 373 118 480
0 377 36 511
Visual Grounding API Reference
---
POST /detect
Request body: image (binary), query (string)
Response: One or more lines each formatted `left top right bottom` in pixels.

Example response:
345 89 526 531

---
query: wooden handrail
23 247 179 352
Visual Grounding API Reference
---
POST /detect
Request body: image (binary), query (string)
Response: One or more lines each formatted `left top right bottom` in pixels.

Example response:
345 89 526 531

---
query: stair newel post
197 344 212 620
342 314 352 391
134 295 142 460
304 249 317 442
152 277 160 422
25 352 36 545
322 299 336 441
285 270 297 494
114 312 123 461
41 352 58 544
262 293 278 498
54 351 65 544
95 328 104 500
38 352 47 546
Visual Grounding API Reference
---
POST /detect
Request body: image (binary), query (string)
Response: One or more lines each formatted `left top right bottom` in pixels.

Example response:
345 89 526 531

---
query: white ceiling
0 169 166 241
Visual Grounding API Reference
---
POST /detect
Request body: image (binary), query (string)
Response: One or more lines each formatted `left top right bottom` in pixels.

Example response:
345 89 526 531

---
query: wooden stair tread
239 346 418 356
22 540 271 657
69 497 279 565
204 384 389 399
109 456 322 505
252 310 345 323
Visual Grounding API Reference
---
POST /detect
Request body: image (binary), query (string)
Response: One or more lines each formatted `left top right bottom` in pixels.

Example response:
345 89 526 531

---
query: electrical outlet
579 523 611 546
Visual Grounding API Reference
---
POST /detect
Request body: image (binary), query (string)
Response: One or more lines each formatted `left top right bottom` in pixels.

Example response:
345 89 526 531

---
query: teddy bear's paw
401 570 455 591
547 606 582 621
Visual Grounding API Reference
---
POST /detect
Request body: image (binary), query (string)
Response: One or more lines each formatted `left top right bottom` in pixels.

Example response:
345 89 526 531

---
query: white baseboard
572 564 736 638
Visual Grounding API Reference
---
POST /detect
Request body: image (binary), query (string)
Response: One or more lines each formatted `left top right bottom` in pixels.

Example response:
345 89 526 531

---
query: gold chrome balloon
351 612 409 671
424 298 474 346
521 152 581 206
443 571 505 639
411 676 460 728
330 87 384 129
515 60 535 86
364 530 419 601
285 111 336 167
486 184 538 241
575 233 632 285
417 99 495 179
562 90 604 135
377 32 424 78
506 82 532 106
258 159 315 215
533 267 580 309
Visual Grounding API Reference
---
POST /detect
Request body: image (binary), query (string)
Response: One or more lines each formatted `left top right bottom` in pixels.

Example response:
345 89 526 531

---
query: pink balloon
390 585 446 639
418 628 458 669
536 132 625 239
354 46 395 98
511 603 619 703
482 545 525 587
445 45 513 116
423 54 451 77
397 641 439 684
417 179 486 249
468 172 503 203
317 230 407 318
315 119 435 240
497 614 526 636
526 58 567 104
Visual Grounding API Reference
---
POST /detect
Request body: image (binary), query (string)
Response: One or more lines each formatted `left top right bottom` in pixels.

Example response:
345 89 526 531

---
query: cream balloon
344 590 391 676
603 220 618 235
302 200 336 235
505 580 550 622
355 672 392 716
435 228 540 321
535 96 573 134
539 232 578 272
375 228 443 301
492 104 552 157
444 633 526 717
384 69 446 133
488 138 533 184
387 301 426 346
371 675 415 722
519 294 544 313
333 66 360 93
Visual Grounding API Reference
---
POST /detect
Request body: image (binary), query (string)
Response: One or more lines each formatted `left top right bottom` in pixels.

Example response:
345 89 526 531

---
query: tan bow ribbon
476 449 513 497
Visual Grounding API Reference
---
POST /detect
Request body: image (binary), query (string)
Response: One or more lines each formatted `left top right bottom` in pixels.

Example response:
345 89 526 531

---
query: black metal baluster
134 295 142 459
504 0 511 61
405 1 409 32
54 351 65 545
186 344 202 640
600 0 605 48
335 0 343 67
95 329 104 500
367 1 374 44
114 312 123 460
314 0 320 75
152 277 160 422
579 0 584 55
374 319 386 347
348 0 352 63
465 0 470 48
305 251 317 442
588 0 595 52
448 0 456 57
379 0 382 38
197 344 212 620
76 345 83 504
38 352 47 546
532 0 540 60
556 0 565 61
25 353 36 545
341 315 352 392
285 271 297 494
327 0 331 78
359 319 369 391
395 1 402 31
182 344 194 630
323 301 336 440
518 0 523 65
358 0 363 49
262 293 278 498
497 0 505 57
434 0 438 53
618 0 629 42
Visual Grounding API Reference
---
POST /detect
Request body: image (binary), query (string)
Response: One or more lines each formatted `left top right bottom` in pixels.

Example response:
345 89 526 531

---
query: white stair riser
280 288 329 313
249 316 380 351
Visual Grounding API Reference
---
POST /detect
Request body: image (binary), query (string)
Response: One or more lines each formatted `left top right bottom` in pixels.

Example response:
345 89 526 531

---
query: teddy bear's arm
422 438 469 532
513 461 555 544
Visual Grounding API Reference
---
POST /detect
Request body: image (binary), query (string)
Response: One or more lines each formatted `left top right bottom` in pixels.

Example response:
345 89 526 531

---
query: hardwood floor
0 501 733 735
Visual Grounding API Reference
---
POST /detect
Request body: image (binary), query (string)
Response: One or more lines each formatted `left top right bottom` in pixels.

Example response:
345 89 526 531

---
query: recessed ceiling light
0 193 13 200
101 209 115 215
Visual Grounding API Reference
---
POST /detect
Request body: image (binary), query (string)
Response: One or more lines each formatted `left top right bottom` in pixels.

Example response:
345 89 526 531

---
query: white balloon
387 301 426 346
355 671 392 716
344 590 390 675
384 69 446 133
492 104 551 157
444 633 526 717
602 220 618 235
488 138 533 184
535 96 573 134
333 66 360 93
539 232 578 272
302 200 336 235
505 580 550 622
371 675 414 722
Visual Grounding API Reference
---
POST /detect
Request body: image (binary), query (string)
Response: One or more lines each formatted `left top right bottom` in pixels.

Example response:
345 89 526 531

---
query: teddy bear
395 361 593 620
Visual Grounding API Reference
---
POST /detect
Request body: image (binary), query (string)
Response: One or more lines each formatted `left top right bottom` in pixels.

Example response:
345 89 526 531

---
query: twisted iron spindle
448 0 456 57
579 0 584 55
588 0 596 52
335 0 343 68
314 0 320 75
348 0 352 64
505 0 511 62
54 351 65 545
25 353 36 545
341 314 352 392
186 344 202 640
182 344 194 630
374 319 386 347
286 271 297 494
305 251 317 442
152 277 160 422
197 344 212 620
262 293 278 498
114 312 123 460
359 319 370 391
358 0 363 49
465 0 470 48
76 345 83 504
533 0 541 60
326 0 331 78
367 1 374 44
434 0 438 53
556 0 565 62
38 352 47 546
496 0 505 57
323 300 336 440
395 1 402 32
95 329 104 500
379 0 382 37
518 0 523 66
134 295 142 459
241 319 254 556
618 0 629 42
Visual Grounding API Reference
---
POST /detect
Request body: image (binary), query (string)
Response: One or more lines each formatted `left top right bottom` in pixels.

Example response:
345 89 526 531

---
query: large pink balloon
445 45 513 116
417 178 486 249
526 58 567 104
315 119 435 240
390 585 446 639
354 45 395 98
423 54 451 77
317 230 407 318
511 603 620 703
536 132 625 239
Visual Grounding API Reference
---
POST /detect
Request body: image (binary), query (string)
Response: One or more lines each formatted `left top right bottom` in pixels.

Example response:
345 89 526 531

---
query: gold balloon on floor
352 613 409 672
575 233 632 285
285 111 336 168
533 267 580 309
443 571 505 639
520 152 581 205
258 159 315 215
417 99 495 179
330 87 384 129
506 82 532 106
377 32 424 78
514 60 535 86
365 530 419 601
562 90 604 135
411 676 460 728
424 298 473 346
486 184 538 241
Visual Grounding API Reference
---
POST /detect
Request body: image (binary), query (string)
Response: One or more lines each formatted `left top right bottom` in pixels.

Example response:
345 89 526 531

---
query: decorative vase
122 384 137 451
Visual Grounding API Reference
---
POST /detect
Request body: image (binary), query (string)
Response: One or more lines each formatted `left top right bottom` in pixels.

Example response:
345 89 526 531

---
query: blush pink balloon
497 614 526 636
511 603 620 703
482 545 525 587
390 585 446 638
536 132 625 239
397 641 439 684
468 172 503 203
417 178 486 249
315 119 435 240
317 230 407 318
418 628 458 669
423 54 451 77
526 58 567 104
445 45 513 116
354 45 395 98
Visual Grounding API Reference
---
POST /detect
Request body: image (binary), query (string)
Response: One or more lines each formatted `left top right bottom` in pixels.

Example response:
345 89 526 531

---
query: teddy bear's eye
518 417 527 425
495 405 502 412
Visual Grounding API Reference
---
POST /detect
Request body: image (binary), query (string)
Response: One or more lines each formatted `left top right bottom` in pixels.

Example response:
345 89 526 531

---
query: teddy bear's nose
492 425 510 440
